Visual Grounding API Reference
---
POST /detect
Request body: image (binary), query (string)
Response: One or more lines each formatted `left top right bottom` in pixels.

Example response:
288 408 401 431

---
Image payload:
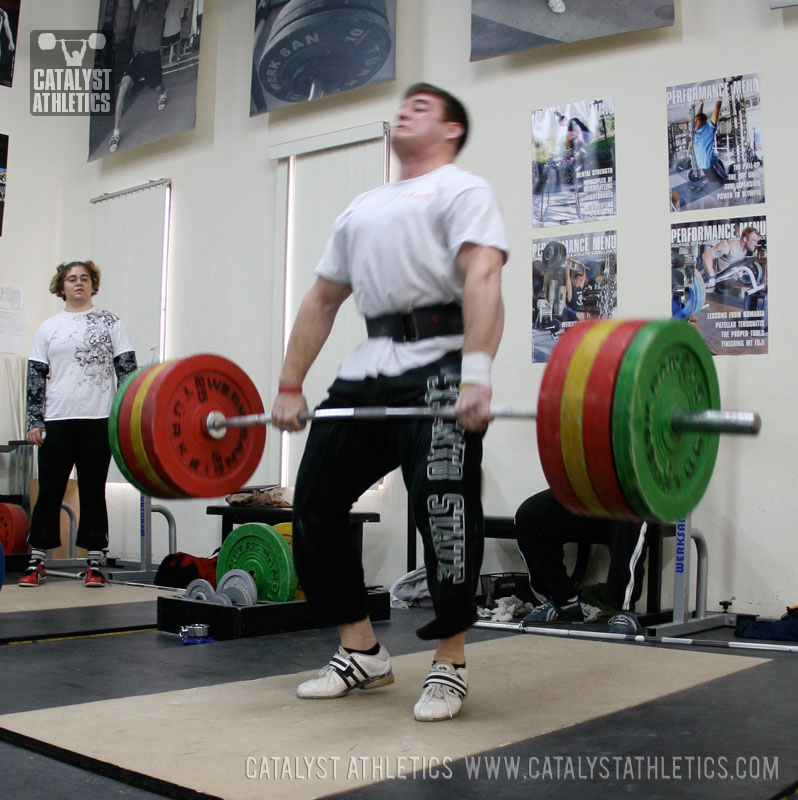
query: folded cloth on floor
489 595 535 622
735 606 798 641
389 566 433 609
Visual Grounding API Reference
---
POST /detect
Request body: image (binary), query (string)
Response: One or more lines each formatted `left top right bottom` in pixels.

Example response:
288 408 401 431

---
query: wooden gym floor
0 571 797 800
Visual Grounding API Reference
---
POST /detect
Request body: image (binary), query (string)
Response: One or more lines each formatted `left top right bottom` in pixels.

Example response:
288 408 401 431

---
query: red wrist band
278 385 303 394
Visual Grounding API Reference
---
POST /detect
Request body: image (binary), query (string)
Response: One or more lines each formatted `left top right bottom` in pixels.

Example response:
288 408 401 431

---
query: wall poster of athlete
532 97 616 228
670 216 767 356
531 229 618 364
667 73 765 213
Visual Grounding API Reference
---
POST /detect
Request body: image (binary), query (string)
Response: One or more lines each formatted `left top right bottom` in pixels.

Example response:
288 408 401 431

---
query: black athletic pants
515 489 646 612
28 418 112 552
292 352 484 640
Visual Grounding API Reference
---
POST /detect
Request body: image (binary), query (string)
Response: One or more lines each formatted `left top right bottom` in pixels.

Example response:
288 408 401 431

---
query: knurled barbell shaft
205 406 761 438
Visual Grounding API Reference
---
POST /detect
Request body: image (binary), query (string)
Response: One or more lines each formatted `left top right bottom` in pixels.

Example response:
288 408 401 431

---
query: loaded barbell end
671 409 761 435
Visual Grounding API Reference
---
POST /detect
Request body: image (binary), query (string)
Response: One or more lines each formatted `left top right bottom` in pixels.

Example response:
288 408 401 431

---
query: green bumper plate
612 320 720 522
217 522 297 603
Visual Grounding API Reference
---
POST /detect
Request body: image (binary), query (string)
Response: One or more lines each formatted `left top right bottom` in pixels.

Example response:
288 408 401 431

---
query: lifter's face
62 265 93 304
742 231 760 253
392 93 461 156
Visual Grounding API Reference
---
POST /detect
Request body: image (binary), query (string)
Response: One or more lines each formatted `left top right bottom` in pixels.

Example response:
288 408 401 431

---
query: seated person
515 488 647 633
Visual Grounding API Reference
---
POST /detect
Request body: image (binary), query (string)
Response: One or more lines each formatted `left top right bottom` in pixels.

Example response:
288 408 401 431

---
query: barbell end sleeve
671 409 762 435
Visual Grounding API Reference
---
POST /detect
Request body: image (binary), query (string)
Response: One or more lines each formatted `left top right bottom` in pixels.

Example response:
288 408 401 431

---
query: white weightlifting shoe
414 662 468 722
548 0 566 12
296 645 394 699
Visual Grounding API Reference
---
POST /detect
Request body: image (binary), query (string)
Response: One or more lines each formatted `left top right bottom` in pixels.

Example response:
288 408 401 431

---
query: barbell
38 32 106 51
108 319 761 523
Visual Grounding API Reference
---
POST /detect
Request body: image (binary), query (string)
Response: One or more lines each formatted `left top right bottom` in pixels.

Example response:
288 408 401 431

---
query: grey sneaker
296 645 394 699
607 610 641 634
414 662 468 722
522 598 600 625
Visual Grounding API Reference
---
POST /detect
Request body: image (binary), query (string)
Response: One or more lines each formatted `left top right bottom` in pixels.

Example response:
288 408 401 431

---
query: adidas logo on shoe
296 646 394 699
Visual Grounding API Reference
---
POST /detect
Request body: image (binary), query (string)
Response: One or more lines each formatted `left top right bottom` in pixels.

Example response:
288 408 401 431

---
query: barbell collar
205 405 761 439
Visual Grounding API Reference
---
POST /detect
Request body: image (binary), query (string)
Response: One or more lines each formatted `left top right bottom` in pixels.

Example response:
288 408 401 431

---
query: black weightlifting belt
365 303 463 343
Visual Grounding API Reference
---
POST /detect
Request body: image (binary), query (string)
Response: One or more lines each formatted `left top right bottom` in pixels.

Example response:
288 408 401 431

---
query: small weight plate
612 320 720 522
184 578 217 602
217 568 258 606
271 521 292 548
560 320 623 516
537 321 599 515
583 320 649 519
141 355 266 498
217 522 296 602
209 591 233 606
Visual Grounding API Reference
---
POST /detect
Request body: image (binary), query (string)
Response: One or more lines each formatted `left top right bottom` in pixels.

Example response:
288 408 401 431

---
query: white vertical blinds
272 128 389 487
90 180 171 484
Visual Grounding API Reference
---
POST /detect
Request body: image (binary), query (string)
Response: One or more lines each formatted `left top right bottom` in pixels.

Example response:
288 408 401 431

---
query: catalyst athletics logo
31 30 114 116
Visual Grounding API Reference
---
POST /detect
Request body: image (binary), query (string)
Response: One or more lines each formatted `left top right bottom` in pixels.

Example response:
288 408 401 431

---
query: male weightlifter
271 83 508 721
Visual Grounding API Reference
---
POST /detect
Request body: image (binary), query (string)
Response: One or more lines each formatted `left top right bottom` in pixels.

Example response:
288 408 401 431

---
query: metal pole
152 504 177 555
472 620 798 654
206 406 761 436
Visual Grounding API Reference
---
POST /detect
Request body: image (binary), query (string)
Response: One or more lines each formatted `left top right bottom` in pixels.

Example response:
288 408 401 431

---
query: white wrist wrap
460 351 493 388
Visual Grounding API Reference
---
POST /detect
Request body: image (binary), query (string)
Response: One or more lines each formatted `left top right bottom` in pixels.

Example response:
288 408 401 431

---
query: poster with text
532 229 617 363
0 0 19 87
667 74 765 213
471 0 674 61
0 133 7 236
671 216 767 356
532 97 615 228
88 0 204 161
251 0 396 115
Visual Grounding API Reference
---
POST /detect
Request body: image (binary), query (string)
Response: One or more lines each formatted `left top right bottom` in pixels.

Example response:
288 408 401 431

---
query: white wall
2 0 796 618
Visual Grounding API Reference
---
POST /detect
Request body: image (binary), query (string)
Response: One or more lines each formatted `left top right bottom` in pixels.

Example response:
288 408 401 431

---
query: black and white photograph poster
532 97 616 228
0 0 20 88
88 0 204 161
470 0 674 61
251 0 396 115
532 229 618 364
0 133 7 235
667 73 765 213
671 216 767 357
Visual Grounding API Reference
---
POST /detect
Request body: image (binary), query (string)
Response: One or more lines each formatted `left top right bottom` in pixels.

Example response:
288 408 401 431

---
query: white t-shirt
315 163 509 379
29 308 135 421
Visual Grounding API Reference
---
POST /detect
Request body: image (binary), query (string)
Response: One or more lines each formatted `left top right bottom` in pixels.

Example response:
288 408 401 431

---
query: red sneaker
84 561 107 588
18 561 47 587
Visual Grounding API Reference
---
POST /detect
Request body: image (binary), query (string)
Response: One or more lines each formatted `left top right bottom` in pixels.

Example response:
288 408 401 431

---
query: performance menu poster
670 216 767 356
532 97 616 228
667 73 765 213
532 229 617 364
